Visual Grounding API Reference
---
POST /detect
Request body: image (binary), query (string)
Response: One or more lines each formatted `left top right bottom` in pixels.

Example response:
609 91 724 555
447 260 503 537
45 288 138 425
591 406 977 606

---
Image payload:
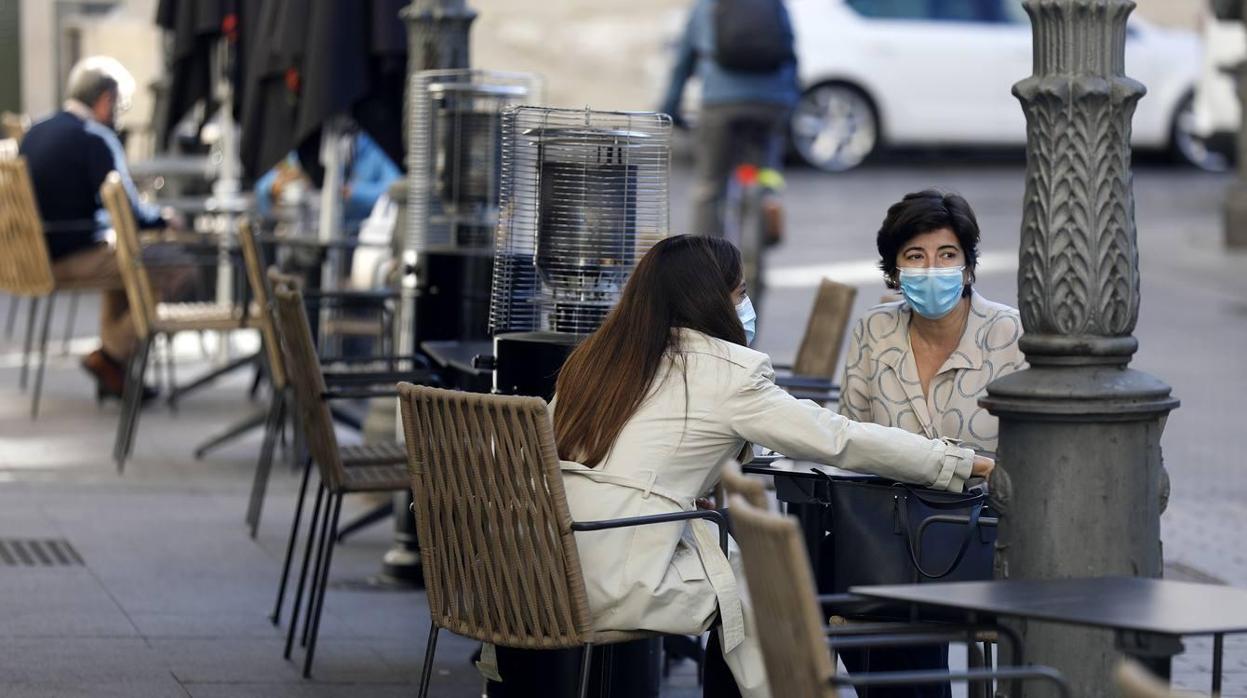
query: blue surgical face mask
735 296 757 346
898 266 965 320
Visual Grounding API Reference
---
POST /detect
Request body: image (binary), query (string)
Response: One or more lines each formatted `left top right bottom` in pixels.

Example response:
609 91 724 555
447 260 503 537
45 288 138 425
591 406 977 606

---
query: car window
846 0 1002 22
1000 0 1028 24
933 0 983 21
844 0 931 20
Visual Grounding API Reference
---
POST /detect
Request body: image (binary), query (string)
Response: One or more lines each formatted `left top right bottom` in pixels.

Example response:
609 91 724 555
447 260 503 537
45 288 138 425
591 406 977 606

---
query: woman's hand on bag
971 454 995 479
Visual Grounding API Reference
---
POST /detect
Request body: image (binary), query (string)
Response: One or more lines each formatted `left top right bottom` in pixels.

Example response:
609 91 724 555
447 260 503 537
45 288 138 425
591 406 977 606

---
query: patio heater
405 70 537 361
490 106 671 400
486 105 671 696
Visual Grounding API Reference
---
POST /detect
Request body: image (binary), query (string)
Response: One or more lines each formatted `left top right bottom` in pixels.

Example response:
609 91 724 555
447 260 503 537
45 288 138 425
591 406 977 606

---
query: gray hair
66 56 134 109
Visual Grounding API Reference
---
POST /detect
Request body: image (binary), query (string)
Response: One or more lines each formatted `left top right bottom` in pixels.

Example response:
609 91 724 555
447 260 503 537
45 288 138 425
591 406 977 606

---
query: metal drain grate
0 539 84 566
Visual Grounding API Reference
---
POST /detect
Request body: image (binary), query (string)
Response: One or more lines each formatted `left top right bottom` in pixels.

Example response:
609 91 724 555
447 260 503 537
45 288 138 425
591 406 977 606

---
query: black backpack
712 0 795 73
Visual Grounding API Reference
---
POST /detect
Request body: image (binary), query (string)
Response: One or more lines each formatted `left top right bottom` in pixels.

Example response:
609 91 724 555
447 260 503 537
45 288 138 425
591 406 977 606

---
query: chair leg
113 337 152 474
194 409 268 460
301 486 335 648
30 292 56 419
302 493 343 678
246 394 286 538
270 455 313 626
19 296 39 390
578 644 595 698
284 480 324 660
61 291 79 355
417 625 441 698
334 500 393 543
163 334 177 404
166 351 256 408
248 363 264 401
5 295 21 339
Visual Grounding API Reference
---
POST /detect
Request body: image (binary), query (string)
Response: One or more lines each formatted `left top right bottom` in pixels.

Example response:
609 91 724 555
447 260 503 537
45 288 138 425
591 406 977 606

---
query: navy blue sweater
20 110 162 260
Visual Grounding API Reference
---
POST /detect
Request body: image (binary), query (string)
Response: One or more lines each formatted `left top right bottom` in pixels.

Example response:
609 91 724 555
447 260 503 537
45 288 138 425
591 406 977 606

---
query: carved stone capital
1012 0 1144 365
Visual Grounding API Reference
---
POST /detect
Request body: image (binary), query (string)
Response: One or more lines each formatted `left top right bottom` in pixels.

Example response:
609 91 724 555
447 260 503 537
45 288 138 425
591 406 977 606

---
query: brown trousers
50 243 196 361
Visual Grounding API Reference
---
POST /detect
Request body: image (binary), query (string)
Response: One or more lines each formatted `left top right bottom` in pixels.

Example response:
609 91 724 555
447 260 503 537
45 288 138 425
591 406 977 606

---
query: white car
1190 12 1243 170
788 0 1211 171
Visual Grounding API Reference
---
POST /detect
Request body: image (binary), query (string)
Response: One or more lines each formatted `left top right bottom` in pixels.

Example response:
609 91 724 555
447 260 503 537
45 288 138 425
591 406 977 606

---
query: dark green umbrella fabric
154 0 231 147
292 0 409 175
238 0 308 180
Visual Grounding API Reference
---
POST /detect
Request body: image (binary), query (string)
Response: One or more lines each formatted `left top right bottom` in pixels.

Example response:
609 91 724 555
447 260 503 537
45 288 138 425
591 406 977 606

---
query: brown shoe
81 349 125 398
81 349 159 404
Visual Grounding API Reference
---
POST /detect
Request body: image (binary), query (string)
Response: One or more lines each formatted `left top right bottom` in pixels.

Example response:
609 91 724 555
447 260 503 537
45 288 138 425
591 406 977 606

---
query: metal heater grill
490 107 671 336
407 70 538 252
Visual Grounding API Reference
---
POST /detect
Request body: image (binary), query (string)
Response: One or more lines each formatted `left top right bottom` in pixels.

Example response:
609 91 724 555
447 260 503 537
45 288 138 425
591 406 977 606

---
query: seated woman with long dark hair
552 235 994 698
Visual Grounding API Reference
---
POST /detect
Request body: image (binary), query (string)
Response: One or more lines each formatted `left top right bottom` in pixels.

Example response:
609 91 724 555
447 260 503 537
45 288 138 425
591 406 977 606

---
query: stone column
980 1 1179 694
1222 0 1247 248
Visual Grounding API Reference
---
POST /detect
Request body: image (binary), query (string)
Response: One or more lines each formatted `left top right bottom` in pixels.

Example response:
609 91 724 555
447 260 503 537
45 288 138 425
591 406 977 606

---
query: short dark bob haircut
877 189 979 294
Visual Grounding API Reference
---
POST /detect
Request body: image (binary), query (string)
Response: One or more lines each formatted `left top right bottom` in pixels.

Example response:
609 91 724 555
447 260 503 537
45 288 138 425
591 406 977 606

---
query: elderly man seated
20 56 193 402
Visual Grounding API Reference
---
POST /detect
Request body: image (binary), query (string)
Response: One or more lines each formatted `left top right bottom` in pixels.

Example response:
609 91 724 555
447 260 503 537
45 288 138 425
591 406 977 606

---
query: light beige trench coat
557 329 977 698
839 291 1026 454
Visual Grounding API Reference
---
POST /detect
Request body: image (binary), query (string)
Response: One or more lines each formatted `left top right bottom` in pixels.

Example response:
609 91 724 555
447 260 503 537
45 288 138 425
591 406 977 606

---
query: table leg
1212 633 1223 696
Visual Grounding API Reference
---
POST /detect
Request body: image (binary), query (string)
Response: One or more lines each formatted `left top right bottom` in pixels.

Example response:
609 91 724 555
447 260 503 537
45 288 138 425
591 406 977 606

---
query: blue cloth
20 111 164 260
254 132 400 226
661 0 800 114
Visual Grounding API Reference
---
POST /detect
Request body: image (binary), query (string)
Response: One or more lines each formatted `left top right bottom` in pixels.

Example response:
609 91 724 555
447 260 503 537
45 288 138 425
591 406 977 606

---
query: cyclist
660 0 799 265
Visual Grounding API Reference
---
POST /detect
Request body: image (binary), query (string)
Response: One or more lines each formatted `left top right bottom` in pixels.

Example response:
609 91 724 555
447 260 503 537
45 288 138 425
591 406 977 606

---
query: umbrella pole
317 119 350 353
211 37 244 366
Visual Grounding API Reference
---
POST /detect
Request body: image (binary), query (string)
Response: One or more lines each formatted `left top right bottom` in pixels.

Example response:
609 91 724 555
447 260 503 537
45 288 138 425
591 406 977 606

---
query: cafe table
848 576 1247 694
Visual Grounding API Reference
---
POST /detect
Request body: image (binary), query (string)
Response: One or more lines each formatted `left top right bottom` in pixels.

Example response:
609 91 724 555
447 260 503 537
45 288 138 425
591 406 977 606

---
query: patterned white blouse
838 291 1026 454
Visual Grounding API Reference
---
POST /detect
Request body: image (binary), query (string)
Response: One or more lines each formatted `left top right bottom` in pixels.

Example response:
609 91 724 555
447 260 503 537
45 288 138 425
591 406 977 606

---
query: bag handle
895 487 985 580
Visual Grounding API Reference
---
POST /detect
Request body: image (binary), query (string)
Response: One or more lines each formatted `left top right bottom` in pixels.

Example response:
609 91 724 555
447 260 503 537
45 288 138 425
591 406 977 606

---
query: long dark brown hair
554 235 745 467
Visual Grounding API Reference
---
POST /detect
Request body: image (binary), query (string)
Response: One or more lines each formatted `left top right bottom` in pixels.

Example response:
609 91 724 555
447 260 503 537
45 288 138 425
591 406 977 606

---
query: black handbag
813 473 997 621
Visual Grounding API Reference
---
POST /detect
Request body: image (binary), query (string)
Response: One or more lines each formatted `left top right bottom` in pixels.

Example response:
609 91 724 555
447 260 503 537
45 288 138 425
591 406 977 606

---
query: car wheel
1171 92 1231 172
790 83 879 173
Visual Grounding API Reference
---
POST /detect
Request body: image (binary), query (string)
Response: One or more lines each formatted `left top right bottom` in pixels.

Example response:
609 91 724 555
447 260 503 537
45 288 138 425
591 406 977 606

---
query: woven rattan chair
729 494 839 698
100 173 260 471
720 459 769 511
730 496 1072 697
0 157 122 418
397 383 729 698
773 277 857 403
1 112 27 143
268 284 415 677
1115 659 1202 698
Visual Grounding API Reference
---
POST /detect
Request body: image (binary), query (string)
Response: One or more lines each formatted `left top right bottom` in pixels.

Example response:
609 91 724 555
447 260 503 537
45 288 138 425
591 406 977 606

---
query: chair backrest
100 173 157 339
1 112 28 143
1114 659 1199 698
792 277 857 379
730 495 837 698
397 383 594 649
238 223 286 390
271 285 344 490
0 157 54 296
720 459 769 511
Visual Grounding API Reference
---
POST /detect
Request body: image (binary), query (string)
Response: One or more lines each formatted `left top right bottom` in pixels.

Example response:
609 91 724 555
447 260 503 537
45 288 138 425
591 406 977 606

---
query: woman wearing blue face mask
551 234 993 698
837 189 1025 697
